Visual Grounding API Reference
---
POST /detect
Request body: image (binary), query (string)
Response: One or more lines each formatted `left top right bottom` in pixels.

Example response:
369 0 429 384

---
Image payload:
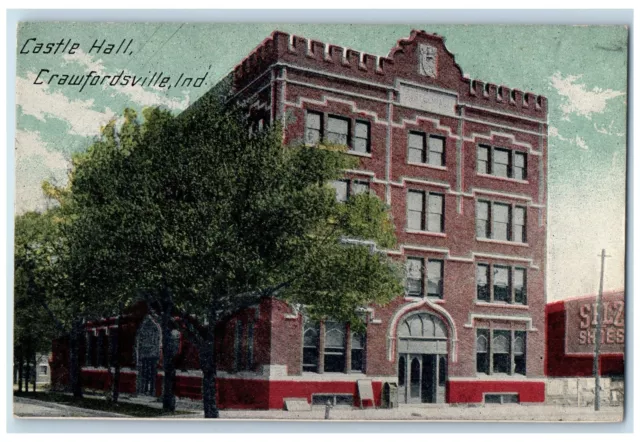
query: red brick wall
546 297 624 377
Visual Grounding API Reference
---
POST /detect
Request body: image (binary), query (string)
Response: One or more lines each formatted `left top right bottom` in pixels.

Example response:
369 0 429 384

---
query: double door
398 353 446 404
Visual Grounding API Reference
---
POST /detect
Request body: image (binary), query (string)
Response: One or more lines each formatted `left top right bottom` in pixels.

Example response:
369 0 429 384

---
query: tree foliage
36 101 404 416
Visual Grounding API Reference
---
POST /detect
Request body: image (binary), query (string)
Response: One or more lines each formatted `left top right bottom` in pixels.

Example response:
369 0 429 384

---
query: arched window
324 322 346 373
303 323 319 372
476 329 489 374
492 330 511 374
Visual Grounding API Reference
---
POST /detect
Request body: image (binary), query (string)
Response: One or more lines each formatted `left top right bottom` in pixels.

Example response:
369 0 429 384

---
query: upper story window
477 145 527 180
305 111 323 145
408 132 445 167
477 329 527 376
327 115 350 146
476 263 527 305
354 121 371 154
331 179 370 202
407 190 444 233
405 257 444 299
304 111 371 153
476 200 527 243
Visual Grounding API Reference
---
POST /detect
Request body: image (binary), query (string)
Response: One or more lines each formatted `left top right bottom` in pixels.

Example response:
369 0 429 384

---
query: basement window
312 393 354 407
484 393 519 404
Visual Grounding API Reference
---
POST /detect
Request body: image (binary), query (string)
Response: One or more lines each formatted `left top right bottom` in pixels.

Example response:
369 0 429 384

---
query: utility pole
594 249 610 411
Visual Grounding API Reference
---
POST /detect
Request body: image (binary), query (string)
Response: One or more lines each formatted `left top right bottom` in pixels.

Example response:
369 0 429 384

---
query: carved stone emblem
418 44 437 77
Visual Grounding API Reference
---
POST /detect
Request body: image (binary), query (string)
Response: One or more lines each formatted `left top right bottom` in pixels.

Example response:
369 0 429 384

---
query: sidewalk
23 392 624 421
109 394 624 421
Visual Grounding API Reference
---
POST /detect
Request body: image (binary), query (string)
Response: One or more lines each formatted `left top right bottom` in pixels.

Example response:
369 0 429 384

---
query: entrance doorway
396 312 448 404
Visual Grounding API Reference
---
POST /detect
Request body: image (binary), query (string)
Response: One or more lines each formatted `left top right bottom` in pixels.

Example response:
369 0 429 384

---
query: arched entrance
135 316 161 396
397 312 448 404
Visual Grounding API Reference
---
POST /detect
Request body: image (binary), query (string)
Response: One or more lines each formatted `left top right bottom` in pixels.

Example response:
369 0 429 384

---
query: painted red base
446 380 546 403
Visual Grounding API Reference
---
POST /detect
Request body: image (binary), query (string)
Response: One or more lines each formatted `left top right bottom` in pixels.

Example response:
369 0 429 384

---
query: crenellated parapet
465 79 548 116
230 29 548 120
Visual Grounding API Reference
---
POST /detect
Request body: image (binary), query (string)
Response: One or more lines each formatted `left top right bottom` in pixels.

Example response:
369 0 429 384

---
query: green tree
14 210 67 393
58 101 403 417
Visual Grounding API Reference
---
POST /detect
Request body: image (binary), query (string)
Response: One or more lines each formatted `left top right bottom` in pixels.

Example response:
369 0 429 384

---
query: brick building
51 30 549 408
545 290 624 405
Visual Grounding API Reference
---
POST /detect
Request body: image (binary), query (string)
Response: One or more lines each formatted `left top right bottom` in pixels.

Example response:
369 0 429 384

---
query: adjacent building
51 30 549 408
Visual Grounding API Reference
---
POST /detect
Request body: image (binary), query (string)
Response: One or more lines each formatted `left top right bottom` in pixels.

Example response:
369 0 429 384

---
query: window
476 264 490 302
407 190 444 233
405 258 423 297
476 263 527 305
492 203 511 241
493 266 511 302
513 206 526 243
324 322 346 372
492 330 511 374
476 201 490 238
408 132 426 163
246 322 254 370
514 268 527 305
493 148 510 178
427 259 444 298
427 193 444 232
39 365 48 375
96 329 107 368
476 329 490 374
407 191 425 230
476 329 527 376
406 258 444 298
234 321 243 372
438 356 447 387
327 115 350 146
352 180 370 196
354 121 371 153
428 136 445 167
514 331 526 375
476 201 527 243
408 132 445 166
303 323 319 372
477 145 527 180
351 332 366 372
330 179 370 202
514 152 527 180
477 145 490 174
331 180 349 203
305 111 323 145
85 332 94 367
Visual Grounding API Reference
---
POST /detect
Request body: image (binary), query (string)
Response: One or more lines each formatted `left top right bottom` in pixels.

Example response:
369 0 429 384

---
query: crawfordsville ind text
31 69 211 92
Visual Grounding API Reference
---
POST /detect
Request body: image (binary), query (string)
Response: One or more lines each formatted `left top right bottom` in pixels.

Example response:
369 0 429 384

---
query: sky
13 23 628 302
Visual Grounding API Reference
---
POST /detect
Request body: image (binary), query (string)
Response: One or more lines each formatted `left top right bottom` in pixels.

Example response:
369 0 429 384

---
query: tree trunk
161 292 176 413
111 307 122 404
69 318 83 398
32 351 37 392
201 306 219 418
17 347 24 393
25 356 31 395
